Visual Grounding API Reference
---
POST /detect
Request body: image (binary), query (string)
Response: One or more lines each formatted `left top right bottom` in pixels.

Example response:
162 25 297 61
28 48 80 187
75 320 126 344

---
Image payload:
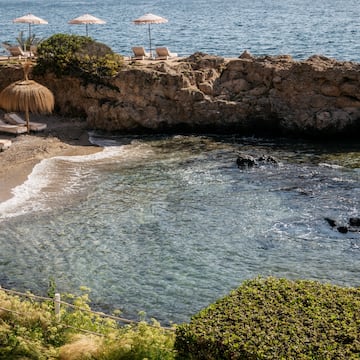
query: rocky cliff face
1 52 360 137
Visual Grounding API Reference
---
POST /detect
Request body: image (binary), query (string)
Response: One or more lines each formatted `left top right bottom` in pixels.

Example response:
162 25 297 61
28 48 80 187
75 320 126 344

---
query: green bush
175 277 360 359
0 288 176 360
34 33 124 79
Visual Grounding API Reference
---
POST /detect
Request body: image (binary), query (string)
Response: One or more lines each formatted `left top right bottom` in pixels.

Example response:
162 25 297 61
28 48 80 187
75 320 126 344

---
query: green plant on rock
16 30 44 51
175 277 360 359
34 33 124 79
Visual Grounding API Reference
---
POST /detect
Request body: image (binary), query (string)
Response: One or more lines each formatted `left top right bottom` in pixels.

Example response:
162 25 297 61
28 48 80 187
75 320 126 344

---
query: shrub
34 33 124 79
175 277 360 359
0 288 176 360
0 290 60 359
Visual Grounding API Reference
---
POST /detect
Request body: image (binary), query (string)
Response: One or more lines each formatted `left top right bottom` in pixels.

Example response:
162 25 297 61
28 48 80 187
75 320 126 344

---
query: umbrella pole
26 23 32 52
148 24 152 58
25 107 30 133
86 24 88 36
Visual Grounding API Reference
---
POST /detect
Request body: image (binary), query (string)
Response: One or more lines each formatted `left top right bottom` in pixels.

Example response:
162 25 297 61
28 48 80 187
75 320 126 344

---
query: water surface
0 135 359 325
0 0 359 61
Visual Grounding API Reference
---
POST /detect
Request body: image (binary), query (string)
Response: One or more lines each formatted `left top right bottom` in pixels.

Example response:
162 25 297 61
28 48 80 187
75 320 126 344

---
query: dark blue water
0 135 359 325
0 0 359 61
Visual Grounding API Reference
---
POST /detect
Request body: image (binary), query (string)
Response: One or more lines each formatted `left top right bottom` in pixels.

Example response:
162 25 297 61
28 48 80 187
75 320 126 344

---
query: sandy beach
0 113 102 202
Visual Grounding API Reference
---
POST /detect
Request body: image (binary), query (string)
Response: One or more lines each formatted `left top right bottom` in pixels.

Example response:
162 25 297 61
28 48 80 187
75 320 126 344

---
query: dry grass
59 334 103 360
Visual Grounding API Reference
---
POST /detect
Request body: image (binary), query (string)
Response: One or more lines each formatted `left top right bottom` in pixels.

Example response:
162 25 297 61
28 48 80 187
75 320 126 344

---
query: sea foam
0 141 155 220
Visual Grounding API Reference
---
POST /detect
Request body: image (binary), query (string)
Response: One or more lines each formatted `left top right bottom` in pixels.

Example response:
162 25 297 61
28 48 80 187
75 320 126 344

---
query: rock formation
325 217 360 233
236 153 278 168
0 51 360 137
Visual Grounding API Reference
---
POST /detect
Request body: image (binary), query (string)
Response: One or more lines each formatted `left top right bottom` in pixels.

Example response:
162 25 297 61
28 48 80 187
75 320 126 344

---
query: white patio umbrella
133 13 168 58
68 14 106 36
13 13 48 50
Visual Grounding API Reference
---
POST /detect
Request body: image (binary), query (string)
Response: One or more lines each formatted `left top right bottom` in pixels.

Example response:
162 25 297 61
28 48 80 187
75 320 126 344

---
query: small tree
16 30 43 51
34 33 124 79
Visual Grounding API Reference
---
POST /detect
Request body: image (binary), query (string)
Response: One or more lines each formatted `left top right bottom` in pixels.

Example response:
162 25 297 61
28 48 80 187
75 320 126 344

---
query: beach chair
29 45 38 57
131 47 150 60
6 46 30 58
155 47 178 60
0 119 27 134
4 113 47 132
1 42 11 52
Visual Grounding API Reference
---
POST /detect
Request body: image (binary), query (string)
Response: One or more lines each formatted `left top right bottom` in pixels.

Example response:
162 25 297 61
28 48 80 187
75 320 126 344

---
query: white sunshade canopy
13 13 48 25
133 13 168 57
133 13 168 25
12 13 48 50
68 14 106 25
68 14 106 36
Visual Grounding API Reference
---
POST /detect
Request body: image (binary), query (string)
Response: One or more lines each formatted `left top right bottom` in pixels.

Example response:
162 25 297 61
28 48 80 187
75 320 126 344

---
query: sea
0 0 360 61
0 0 359 326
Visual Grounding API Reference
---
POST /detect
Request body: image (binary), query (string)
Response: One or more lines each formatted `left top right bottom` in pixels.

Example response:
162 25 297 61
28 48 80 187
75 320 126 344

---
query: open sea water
0 0 360 61
0 0 359 325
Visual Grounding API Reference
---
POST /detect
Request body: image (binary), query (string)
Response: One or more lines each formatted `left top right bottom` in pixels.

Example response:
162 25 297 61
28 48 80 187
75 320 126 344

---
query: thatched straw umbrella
0 62 54 133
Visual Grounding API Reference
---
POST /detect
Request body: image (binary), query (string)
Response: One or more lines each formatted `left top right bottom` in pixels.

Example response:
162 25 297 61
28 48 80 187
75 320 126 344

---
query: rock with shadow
236 153 279 169
325 217 360 234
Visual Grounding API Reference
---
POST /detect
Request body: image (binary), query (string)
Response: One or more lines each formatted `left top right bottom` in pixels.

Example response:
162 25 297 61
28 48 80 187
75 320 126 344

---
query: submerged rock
324 217 360 233
349 217 360 227
236 154 258 168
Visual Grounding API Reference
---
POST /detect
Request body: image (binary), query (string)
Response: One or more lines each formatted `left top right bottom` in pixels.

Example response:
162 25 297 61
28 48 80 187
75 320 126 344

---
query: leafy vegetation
175 277 360 359
34 34 124 79
17 31 44 51
0 287 176 359
3 31 44 52
2 277 360 359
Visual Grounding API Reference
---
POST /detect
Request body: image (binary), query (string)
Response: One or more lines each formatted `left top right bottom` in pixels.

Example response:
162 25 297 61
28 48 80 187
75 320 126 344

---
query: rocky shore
1 51 359 138
1 52 359 199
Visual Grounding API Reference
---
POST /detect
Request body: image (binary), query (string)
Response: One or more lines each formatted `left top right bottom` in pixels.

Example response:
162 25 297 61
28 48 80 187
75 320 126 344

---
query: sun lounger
6 46 30 58
155 47 178 60
29 45 37 57
0 139 11 151
131 47 150 60
4 113 47 132
0 119 27 134
1 42 11 53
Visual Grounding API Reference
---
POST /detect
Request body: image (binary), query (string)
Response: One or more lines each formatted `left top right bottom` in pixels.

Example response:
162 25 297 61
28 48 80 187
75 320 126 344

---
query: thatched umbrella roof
0 62 54 133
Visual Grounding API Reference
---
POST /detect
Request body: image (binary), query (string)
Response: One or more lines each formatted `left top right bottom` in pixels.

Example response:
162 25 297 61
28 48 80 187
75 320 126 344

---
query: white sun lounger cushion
0 119 27 134
4 113 47 131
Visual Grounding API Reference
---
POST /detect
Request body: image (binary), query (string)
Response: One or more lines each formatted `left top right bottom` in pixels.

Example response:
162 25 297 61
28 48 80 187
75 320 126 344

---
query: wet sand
0 114 102 203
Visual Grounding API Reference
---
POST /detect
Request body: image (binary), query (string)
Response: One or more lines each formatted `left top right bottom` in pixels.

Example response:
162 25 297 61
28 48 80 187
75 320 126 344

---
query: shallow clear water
0 135 359 325
0 0 360 61
0 0 360 325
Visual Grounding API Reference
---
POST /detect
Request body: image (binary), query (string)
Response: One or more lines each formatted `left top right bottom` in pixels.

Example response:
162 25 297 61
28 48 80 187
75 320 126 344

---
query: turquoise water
0 0 359 61
0 0 360 325
0 135 359 325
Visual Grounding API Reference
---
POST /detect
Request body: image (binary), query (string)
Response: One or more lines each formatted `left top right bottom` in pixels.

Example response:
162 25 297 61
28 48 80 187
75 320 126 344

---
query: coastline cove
0 134 359 325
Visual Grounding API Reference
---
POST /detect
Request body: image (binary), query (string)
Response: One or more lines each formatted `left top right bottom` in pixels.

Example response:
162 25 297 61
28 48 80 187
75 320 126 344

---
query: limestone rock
0 52 359 137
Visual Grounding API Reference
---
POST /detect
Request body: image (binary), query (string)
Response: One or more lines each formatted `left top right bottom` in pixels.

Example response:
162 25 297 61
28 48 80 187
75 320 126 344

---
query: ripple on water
0 135 359 324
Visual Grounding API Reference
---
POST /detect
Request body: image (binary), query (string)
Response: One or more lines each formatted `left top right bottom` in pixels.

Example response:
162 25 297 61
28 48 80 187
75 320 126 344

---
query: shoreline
0 114 102 203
